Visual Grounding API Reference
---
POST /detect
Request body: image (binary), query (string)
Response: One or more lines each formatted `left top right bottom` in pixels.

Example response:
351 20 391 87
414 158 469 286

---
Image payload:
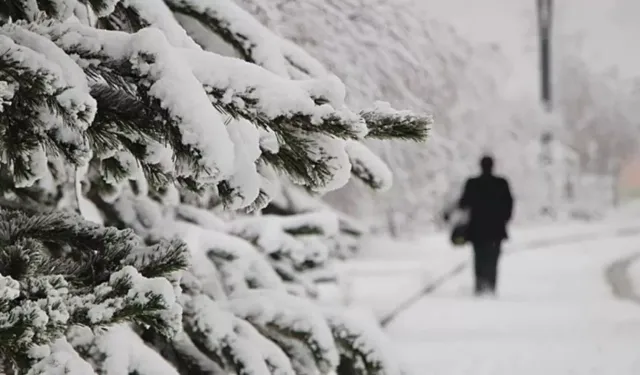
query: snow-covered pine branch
0 31 95 188
240 0 540 233
345 140 394 192
0 206 187 373
0 1 430 375
323 308 406 375
360 101 432 142
266 181 368 238
181 292 298 375
67 325 181 375
93 187 403 375
227 212 341 297
227 289 339 375
1 16 429 205
111 0 431 192
163 0 325 78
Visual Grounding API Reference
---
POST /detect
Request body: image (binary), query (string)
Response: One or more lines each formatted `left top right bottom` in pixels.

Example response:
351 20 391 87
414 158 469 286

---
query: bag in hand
450 223 468 246
447 208 469 247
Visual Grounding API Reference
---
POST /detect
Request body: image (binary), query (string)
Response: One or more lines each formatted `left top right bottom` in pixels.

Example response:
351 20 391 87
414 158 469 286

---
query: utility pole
539 131 556 218
537 0 557 218
537 0 553 112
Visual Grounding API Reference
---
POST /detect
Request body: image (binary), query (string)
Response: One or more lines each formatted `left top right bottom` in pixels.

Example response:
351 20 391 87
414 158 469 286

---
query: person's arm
458 179 472 210
503 179 513 222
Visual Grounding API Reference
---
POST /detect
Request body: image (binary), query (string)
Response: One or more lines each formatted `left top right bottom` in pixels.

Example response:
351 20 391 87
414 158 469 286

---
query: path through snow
386 235 640 374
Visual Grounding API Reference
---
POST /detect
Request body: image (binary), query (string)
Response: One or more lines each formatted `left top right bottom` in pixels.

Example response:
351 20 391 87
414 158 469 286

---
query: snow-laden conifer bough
0 1 431 374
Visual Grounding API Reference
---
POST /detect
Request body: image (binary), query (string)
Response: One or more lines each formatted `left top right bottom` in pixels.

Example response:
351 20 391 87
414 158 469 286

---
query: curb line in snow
379 262 467 327
379 224 640 328
606 252 640 305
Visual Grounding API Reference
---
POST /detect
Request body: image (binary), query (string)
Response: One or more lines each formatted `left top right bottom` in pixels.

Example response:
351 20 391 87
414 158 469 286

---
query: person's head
480 155 494 175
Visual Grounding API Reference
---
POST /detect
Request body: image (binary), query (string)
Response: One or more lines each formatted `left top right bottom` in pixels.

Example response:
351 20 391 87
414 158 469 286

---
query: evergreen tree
0 1 431 374
0 204 187 374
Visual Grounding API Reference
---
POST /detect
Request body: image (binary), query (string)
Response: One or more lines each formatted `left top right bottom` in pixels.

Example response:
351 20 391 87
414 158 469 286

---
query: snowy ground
340 211 640 320
340 206 640 374
630 256 640 300
387 235 640 374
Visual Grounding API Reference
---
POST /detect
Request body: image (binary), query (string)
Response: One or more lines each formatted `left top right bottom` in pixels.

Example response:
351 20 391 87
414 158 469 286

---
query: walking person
458 155 514 296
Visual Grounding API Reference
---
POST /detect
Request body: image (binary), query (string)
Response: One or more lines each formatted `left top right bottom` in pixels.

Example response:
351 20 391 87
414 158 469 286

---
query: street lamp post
537 0 553 112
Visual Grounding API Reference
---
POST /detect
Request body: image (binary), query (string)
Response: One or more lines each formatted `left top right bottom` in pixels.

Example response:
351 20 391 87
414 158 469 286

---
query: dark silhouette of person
458 155 513 296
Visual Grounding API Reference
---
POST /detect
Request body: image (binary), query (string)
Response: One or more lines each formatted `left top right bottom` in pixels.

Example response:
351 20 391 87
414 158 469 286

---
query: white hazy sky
415 0 640 97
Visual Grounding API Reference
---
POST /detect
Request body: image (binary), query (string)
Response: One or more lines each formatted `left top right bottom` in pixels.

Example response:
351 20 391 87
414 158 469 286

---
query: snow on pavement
340 215 640 319
386 235 640 374
629 255 640 301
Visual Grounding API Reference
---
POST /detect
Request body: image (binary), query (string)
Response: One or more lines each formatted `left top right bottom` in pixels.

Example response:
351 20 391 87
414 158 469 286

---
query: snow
182 293 286 375
229 218 298 256
256 162 279 205
306 135 351 194
14 146 48 189
0 80 15 111
227 212 340 276
345 140 393 192
323 307 406 375
258 127 280 153
15 0 39 21
127 27 235 182
122 0 202 50
1 25 91 95
143 138 175 174
174 204 229 232
181 47 365 138
0 275 20 301
0 4 428 375
0 32 95 186
359 101 433 141
224 118 262 209
629 257 640 299
38 21 236 183
76 265 182 338
67 325 180 375
338 211 640 375
241 0 623 234
342 217 640 319
165 219 285 294
10 0 411 211
28 338 96 375
297 74 347 110
227 289 340 374
167 0 295 77
124 266 182 332
91 0 120 17
251 327 296 375
386 235 640 374
173 11 242 57
277 37 328 78
277 212 340 237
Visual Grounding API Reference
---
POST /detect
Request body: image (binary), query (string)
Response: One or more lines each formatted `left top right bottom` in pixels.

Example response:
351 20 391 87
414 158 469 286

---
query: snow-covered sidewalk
387 235 640 374
340 215 640 320
626 254 640 302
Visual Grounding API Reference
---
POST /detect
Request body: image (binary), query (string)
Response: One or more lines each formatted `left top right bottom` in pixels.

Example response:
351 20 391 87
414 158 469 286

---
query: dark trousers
472 241 501 294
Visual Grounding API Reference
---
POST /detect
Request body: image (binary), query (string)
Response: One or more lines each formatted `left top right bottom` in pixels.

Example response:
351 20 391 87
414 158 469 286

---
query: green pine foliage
0 1 431 374
0 205 188 373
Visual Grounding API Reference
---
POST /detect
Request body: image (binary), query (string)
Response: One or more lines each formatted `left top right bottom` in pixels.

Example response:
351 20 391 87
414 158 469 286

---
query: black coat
458 174 513 243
